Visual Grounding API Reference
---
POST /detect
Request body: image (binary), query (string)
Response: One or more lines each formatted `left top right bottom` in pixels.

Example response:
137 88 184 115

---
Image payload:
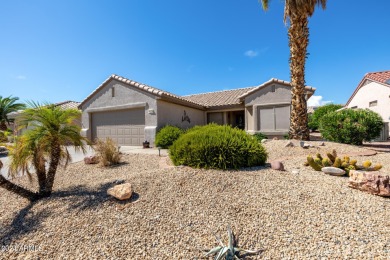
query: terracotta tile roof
79 74 204 109
54 100 80 110
345 70 390 106
183 87 256 107
365 70 390 85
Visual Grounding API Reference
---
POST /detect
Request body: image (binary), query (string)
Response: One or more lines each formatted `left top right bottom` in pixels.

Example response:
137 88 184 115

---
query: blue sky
1 0 389 106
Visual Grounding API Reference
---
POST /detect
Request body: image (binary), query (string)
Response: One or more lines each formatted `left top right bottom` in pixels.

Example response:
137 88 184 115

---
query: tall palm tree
260 0 326 140
0 95 26 131
0 102 88 201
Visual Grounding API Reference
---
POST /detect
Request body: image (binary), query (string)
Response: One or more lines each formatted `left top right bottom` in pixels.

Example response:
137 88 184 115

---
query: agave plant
205 227 262 259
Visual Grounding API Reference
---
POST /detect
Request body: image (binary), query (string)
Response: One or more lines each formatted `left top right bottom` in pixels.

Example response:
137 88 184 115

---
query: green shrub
169 124 268 169
320 109 384 145
155 125 183 149
252 132 268 141
308 104 343 131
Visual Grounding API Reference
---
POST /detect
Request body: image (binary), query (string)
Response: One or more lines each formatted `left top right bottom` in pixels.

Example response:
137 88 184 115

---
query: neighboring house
79 74 315 146
307 106 318 115
344 70 390 138
8 101 81 136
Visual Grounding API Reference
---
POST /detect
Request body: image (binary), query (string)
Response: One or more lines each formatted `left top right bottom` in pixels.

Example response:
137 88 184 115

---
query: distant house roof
54 100 81 110
183 87 256 107
78 74 205 110
345 70 390 106
307 106 318 114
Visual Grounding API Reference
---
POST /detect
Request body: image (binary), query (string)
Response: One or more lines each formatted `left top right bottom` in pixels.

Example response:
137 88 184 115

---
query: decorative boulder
319 142 325 146
84 155 99 164
348 170 390 197
261 139 268 144
272 137 279 140
107 183 133 200
322 167 346 176
270 161 285 171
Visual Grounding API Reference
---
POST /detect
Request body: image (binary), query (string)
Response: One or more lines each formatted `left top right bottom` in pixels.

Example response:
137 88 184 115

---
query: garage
258 105 290 132
91 108 145 146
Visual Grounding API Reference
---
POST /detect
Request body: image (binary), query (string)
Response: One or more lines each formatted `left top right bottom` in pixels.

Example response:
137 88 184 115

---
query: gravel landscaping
1 140 390 259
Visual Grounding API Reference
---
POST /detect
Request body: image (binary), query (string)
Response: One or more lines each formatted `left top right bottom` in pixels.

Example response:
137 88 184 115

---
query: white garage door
91 108 145 146
258 105 290 131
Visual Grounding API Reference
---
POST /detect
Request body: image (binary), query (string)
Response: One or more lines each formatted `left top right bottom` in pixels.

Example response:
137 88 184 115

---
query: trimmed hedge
169 124 268 169
320 108 383 145
155 125 183 149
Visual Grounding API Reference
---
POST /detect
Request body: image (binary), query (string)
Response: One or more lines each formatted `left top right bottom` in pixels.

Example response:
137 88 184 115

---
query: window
351 106 358 109
111 87 115 97
369 100 377 107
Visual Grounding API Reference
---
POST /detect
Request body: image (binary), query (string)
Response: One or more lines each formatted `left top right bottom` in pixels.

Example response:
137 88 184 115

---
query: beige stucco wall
245 84 291 106
347 81 390 123
156 100 205 129
245 84 292 134
80 79 158 144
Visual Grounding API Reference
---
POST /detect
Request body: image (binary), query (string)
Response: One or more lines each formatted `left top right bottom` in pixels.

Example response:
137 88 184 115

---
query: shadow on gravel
0 201 50 246
0 180 138 245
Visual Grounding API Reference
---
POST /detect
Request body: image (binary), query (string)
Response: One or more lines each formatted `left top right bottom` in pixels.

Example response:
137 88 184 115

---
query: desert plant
252 132 268 142
169 124 268 170
0 95 26 131
95 137 122 166
205 227 262 259
320 108 384 145
308 104 343 131
0 102 88 201
305 149 383 175
155 125 183 149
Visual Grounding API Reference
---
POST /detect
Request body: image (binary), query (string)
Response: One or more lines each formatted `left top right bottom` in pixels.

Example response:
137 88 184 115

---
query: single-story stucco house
344 70 390 139
79 74 315 146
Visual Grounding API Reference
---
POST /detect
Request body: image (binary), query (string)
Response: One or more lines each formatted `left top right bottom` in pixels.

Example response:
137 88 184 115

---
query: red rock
84 155 99 164
348 170 390 197
270 161 284 171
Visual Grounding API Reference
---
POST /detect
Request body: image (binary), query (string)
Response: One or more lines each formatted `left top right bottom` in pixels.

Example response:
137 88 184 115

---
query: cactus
373 164 382 171
350 159 357 166
341 162 349 169
327 153 336 163
316 153 323 161
314 158 322 165
343 156 350 163
332 149 337 158
307 156 322 171
333 157 342 168
322 158 332 167
362 160 372 169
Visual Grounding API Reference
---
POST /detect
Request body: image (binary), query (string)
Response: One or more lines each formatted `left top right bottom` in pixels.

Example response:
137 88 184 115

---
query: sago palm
260 0 326 140
0 102 88 201
0 95 26 131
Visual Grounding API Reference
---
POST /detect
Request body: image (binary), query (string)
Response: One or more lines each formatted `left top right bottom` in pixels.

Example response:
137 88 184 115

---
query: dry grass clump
94 137 122 166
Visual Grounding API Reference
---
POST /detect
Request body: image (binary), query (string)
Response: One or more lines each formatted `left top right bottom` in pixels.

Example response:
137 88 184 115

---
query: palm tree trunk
33 156 47 195
0 121 7 131
288 15 310 141
0 174 39 201
44 144 61 196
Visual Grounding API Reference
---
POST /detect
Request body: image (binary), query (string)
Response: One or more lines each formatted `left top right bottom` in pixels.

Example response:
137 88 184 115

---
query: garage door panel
91 108 145 146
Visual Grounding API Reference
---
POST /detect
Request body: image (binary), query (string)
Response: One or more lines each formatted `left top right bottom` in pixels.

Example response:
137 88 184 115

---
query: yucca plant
205 227 262 259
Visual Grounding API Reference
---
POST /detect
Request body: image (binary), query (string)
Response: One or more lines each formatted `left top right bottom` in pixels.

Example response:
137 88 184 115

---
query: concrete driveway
0 146 168 178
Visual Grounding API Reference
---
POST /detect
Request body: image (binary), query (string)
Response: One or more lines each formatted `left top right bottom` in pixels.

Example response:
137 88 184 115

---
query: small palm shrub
252 132 268 141
155 125 183 148
169 124 268 169
320 108 384 145
308 104 343 131
95 138 122 166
